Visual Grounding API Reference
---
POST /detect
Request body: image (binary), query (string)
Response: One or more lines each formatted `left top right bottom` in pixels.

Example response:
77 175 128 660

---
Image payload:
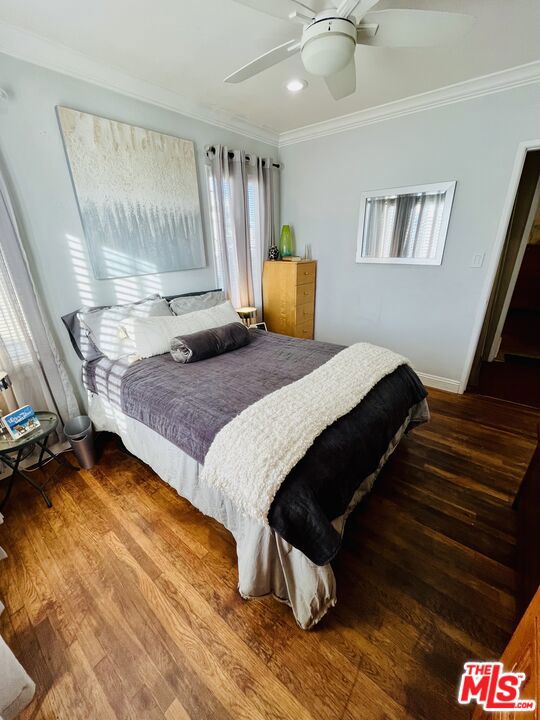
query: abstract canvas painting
57 107 206 279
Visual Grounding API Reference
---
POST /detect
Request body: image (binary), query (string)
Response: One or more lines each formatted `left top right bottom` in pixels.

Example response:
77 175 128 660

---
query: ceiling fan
225 0 474 100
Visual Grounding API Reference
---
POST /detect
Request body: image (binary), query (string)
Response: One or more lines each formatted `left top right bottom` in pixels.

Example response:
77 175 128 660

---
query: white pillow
79 296 173 360
120 301 242 359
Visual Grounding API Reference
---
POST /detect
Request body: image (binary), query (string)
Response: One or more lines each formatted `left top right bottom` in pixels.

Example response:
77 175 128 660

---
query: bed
78 325 429 629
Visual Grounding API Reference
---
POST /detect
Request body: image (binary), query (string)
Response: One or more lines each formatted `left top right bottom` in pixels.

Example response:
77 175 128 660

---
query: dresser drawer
295 318 314 340
295 282 315 307
295 301 314 324
296 262 316 286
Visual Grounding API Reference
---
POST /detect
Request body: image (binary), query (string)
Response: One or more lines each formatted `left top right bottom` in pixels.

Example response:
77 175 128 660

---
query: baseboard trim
416 372 461 394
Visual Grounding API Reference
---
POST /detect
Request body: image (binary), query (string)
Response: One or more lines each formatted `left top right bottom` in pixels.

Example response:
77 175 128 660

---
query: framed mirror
356 181 456 265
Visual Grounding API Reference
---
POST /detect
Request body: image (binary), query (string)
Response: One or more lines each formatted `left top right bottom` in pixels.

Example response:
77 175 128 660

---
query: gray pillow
169 290 225 316
78 296 172 361
170 322 250 363
62 306 108 362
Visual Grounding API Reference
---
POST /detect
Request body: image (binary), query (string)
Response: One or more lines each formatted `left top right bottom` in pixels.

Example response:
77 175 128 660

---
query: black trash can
64 415 96 469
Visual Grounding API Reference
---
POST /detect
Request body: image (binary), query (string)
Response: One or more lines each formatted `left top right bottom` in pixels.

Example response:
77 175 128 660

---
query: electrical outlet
471 253 485 268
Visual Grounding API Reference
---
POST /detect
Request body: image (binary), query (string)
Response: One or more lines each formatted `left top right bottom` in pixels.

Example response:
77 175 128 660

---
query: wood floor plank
353 501 516 632
94 653 145 720
0 389 537 720
164 698 193 720
99 514 319 720
67 639 110 698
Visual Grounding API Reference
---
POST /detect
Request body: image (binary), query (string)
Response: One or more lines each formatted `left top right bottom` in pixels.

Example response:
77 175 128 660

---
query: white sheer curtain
0 165 78 425
0 252 47 413
205 145 279 316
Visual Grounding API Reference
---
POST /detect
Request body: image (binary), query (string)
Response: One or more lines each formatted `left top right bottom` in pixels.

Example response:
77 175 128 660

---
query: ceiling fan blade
225 39 301 83
335 0 379 21
357 9 475 47
231 0 316 21
324 58 356 100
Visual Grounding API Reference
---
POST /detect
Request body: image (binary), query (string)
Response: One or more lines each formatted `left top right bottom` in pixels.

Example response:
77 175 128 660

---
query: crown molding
0 21 280 147
2 20 539 152
279 60 540 147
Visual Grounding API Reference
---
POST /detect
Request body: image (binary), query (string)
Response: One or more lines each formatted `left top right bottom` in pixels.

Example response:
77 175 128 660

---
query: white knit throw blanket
202 342 408 524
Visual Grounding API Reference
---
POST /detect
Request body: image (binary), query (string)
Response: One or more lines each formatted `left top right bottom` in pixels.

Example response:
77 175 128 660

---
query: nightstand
0 412 78 510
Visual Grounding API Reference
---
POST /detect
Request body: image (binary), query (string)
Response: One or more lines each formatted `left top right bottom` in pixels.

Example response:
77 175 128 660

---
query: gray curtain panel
0 166 79 426
205 145 279 316
257 158 278 263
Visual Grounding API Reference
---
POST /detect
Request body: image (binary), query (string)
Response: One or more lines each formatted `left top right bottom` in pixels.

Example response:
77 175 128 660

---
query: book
1 405 41 441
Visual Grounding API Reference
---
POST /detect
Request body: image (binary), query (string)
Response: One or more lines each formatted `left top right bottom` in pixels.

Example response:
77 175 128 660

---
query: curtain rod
206 145 280 169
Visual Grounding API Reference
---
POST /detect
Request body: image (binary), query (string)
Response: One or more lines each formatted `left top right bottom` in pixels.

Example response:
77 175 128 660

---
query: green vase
279 225 293 258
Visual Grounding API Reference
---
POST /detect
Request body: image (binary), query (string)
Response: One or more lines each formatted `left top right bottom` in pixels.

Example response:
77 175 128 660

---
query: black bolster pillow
170 322 251 363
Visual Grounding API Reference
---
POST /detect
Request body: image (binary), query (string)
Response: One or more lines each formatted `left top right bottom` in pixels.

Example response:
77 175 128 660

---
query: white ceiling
0 0 539 136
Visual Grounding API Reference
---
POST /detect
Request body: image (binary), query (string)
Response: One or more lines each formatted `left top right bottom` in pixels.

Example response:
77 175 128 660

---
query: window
206 166 262 309
356 181 456 265
0 249 34 369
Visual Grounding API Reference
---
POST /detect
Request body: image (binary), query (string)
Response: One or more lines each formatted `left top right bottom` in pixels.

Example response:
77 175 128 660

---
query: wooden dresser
262 259 316 339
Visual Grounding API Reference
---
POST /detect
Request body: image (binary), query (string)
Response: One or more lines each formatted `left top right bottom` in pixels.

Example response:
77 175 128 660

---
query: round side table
0 411 78 511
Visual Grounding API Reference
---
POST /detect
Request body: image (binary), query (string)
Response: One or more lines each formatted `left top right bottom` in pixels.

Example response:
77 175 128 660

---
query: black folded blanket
170 322 250 363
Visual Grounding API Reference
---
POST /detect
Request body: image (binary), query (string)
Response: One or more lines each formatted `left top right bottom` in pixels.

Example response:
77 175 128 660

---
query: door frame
460 139 540 393
487 174 540 361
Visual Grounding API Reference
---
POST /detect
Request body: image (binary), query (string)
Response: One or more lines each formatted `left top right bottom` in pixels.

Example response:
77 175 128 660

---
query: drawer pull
304 271 310 275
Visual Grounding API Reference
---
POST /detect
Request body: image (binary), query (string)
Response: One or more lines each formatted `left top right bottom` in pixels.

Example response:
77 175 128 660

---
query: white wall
0 53 277 400
2 51 539 398
280 83 540 388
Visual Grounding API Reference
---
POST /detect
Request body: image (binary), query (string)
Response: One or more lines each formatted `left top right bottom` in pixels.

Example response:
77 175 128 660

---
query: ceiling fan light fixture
300 18 357 77
286 78 308 93
226 2 475 102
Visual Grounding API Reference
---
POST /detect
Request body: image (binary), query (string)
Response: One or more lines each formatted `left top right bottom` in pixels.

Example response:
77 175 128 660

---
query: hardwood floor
0 389 538 720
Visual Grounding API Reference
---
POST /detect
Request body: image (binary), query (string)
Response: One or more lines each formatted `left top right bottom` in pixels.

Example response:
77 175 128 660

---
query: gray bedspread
84 330 343 463
84 330 427 564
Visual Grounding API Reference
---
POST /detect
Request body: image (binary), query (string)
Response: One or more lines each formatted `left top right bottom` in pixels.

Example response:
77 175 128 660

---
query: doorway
468 149 540 407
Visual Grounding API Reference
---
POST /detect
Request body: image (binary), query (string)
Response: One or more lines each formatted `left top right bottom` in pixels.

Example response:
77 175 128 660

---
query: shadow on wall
66 231 168 362
67 232 170 430
66 233 164 307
